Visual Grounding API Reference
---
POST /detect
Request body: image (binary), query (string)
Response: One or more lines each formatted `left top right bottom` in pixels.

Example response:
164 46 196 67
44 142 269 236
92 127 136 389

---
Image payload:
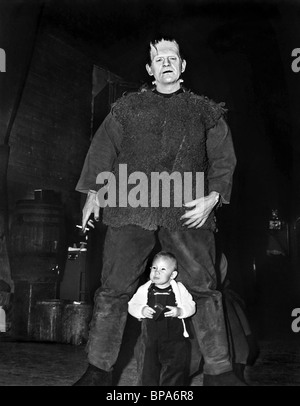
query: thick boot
246 333 260 366
203 371 248 386
233 363 246 383
73 364 112 386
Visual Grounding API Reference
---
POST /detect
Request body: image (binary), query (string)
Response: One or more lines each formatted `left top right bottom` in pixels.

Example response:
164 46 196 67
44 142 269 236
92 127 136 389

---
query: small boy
128 251 196 386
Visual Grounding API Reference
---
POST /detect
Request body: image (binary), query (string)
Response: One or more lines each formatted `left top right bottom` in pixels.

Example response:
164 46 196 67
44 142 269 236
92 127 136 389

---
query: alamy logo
291 48 300 73
291 308 300 333
96 164 204 208
0 48 6 72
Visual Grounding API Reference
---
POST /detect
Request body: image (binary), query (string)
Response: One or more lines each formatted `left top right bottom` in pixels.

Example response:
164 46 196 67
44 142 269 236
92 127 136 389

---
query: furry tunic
102 89 226 231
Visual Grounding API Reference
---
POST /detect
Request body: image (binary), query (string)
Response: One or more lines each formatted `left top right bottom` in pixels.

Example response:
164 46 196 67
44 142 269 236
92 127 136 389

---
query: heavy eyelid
154 56 178 62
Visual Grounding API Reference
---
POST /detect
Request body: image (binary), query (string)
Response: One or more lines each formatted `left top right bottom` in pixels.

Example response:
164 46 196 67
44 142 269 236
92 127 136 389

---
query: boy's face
150 256 177 288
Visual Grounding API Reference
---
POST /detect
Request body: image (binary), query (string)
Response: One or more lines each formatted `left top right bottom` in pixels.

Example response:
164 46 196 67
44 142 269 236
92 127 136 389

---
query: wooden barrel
33 299 65 342
0 145 12 288
62 302 92 345
0 291 11 307
8 196 67 283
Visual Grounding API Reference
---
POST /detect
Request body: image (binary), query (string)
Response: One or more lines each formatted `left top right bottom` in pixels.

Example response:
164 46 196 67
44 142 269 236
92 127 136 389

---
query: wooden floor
0 321 299 386
1 256 300 387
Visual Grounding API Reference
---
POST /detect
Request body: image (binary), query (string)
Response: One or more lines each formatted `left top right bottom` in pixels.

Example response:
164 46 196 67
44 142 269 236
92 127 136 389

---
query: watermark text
96 164 204 208
291 48 300 73
291 308 300 332
0 48 6 72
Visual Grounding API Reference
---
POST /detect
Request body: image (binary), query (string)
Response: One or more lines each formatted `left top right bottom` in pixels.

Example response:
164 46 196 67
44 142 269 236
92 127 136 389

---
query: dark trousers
137 319 188 386
86 225 232 375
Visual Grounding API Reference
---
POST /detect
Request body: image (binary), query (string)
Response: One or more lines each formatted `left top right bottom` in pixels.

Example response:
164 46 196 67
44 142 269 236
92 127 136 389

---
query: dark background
1 0 300 337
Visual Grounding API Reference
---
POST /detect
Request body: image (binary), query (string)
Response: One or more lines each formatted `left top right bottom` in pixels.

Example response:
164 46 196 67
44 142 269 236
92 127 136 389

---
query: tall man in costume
74 38 244 386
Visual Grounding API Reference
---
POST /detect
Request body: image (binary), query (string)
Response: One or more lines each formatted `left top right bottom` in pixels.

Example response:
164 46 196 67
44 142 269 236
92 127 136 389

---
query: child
128 251 196 386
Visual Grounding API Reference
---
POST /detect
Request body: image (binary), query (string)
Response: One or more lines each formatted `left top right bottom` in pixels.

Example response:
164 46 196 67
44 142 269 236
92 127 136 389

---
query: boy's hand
142 306 156 319
164 306 182 318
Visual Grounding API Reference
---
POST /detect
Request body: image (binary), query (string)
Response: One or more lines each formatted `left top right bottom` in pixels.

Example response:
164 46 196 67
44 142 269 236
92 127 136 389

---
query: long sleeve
172 281 196 319
75 112 124 194
128 281 151 319
206 116 237 204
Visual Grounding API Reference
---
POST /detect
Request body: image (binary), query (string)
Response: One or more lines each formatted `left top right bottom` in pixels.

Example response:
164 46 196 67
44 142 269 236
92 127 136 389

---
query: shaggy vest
102 89 225 231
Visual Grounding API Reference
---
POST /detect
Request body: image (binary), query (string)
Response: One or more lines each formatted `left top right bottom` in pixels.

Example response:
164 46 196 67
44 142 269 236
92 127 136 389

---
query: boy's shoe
232 363 247 383
73 364 112 386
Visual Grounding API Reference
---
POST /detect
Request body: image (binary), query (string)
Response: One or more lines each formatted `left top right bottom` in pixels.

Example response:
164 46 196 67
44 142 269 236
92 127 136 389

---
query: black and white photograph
0 0 300 389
